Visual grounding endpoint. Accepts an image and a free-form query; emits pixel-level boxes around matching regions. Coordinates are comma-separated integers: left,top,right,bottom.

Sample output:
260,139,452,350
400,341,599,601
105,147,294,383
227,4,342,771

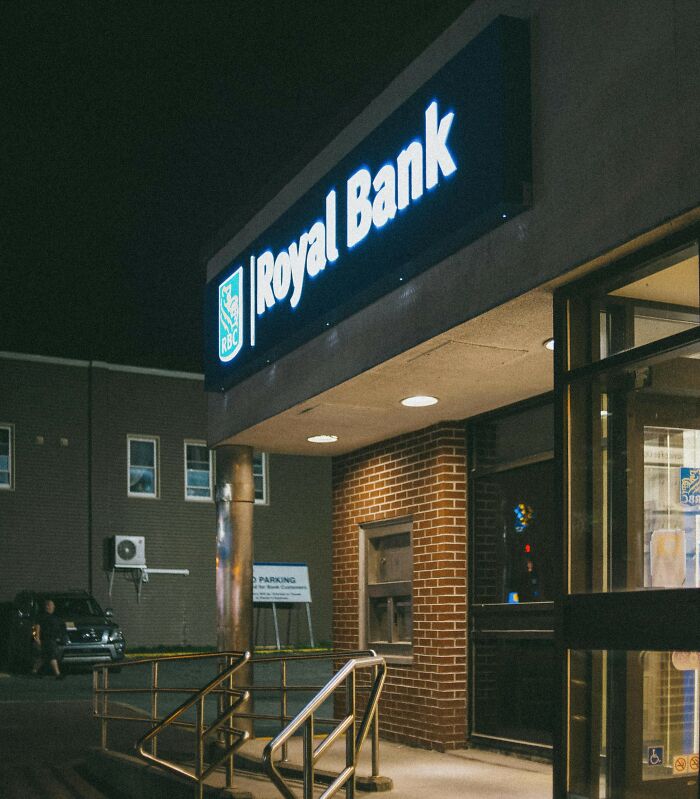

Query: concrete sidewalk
225,736,552,799
0,668,551,798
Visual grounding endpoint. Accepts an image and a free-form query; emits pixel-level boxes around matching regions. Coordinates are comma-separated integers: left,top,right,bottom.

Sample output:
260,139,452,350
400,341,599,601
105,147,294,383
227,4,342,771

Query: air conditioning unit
113,535,146,568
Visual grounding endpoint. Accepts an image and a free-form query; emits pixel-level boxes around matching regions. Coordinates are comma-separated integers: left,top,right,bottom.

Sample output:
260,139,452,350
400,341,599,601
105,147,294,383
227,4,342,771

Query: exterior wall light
543,338,555,351
401,395,439,407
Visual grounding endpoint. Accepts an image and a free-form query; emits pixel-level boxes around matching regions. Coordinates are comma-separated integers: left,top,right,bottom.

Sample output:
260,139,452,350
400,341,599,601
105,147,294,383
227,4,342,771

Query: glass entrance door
557,234,700,798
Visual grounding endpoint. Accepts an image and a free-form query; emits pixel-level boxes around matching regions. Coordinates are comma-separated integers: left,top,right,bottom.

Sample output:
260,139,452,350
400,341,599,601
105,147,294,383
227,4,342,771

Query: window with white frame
0,425,13,490
184,441,213,500
127,436,158,497
253,451,268,505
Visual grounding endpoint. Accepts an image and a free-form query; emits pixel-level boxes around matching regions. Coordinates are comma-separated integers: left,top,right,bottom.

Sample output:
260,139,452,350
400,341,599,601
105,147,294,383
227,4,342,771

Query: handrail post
371,664,380,778
217,656,225,746
92,666,98,718
346,669,356,799
303,714,314,799
226,654,235,788
151,660,159,757
101,666,109,750
196,695,205,799
280,658,288,763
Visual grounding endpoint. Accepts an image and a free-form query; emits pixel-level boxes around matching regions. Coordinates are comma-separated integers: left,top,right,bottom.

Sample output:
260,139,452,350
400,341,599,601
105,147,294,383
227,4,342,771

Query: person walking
31,599,66,679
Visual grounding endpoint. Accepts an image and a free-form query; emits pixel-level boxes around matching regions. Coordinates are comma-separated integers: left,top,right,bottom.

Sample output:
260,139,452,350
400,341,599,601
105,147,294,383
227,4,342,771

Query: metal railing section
94,651,251,799
93,649,386,799
262,654,386,799
136,651,251,792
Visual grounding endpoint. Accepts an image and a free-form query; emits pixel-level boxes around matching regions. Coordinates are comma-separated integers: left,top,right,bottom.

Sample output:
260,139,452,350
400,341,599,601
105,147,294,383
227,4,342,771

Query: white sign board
253,562,311,604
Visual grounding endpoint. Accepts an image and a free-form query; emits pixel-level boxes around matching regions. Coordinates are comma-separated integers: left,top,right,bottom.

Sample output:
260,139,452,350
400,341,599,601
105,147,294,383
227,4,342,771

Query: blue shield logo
680,467,700,506
219,268,244,362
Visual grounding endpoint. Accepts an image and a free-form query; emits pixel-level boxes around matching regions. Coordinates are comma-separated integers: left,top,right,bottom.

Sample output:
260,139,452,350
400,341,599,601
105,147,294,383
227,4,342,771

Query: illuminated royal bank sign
205,16,531,391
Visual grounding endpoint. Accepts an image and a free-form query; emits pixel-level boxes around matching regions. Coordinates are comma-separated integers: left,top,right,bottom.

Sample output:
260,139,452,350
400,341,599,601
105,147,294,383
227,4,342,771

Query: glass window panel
185,443,211,499
569,649,699,798
187,468,210,488
600,244,699,360
129,437,157,496
52,597,103,617
188,445,208,465
473,638,555,746
130,439,155,468
254,475,264,500
644,428,700,589
253,452,267,503
130,466,155,495
0,427,10,486
473,460,554,603
568,343,700,593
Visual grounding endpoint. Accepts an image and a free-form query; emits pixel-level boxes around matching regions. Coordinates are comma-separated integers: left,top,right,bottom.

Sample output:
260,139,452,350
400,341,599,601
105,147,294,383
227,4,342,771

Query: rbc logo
219,268,244,363
680,467,700,506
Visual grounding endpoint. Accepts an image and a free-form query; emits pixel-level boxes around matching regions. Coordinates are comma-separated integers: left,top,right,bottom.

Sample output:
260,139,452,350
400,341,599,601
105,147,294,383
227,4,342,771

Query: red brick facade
332,423,467,750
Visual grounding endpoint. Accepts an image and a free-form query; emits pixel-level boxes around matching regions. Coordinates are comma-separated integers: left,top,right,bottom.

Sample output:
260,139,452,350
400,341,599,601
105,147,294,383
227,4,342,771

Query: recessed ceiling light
307,434,338,444
401,395,439,407
543,338,555,351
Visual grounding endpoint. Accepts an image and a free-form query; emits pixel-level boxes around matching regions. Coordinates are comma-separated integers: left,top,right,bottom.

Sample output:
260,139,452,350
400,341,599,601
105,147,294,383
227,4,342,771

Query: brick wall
332,423,467,750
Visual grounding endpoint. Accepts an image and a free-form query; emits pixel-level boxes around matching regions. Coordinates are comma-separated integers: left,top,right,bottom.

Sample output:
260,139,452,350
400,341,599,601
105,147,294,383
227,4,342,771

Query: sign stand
253,563,314,649
305,603,315,648
254,601,315,649
272,602,281,650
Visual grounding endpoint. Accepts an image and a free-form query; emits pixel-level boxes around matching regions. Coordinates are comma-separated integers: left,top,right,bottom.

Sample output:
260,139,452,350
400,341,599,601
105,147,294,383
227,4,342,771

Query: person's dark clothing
36,612,66,660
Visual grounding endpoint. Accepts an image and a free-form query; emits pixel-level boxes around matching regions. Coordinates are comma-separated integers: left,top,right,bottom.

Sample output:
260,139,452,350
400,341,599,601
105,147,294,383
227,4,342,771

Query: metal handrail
93,649,385,799
135,650,251,794
262,654,386,799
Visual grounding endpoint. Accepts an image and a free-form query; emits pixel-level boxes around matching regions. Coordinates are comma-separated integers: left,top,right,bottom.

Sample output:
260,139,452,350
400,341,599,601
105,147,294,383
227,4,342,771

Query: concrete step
0,766,40,799
57,764,112,799
0,763,110,799
84,748,253,799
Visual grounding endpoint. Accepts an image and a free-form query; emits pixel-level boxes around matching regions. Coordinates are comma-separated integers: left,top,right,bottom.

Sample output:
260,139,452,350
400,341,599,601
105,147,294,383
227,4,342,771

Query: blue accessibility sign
648,746,664,766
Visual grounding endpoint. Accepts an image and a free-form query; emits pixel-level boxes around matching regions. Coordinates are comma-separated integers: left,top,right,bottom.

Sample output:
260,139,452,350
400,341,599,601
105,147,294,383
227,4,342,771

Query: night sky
2,2,468,372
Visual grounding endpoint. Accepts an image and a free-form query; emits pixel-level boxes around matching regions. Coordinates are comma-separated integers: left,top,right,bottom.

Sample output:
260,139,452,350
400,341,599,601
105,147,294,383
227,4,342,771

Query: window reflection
569,347,700,593
642,651,700,782
473,460,554,603
474,638,555,745
644,427,700,589
569,649,700,797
